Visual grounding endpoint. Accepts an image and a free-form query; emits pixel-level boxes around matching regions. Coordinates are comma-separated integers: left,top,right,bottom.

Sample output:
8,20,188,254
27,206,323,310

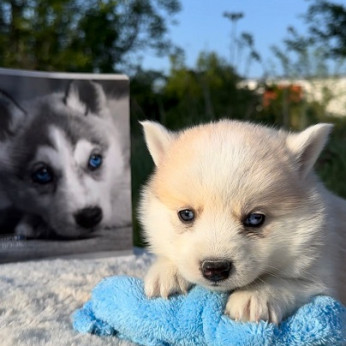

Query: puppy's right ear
63,80,108,118
0,90,26,140
286,123,333,178
140,121,175,166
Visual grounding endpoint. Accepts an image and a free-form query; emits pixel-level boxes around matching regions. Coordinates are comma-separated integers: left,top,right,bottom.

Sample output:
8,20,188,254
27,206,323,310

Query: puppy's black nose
201,259,232,282
74,207,103,229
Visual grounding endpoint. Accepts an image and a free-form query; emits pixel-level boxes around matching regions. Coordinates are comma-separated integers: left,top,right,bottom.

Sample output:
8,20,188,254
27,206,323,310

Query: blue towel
73,276,346,345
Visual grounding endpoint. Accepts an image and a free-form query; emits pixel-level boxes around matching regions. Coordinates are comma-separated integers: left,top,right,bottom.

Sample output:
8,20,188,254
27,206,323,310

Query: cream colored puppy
139,120,346,324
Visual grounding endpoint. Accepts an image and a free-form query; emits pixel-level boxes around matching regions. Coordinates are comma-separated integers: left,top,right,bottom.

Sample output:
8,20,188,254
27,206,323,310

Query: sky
141,0,312,78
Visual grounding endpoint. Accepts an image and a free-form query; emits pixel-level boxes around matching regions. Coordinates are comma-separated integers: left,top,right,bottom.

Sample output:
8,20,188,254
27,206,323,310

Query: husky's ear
286,123,333,178
63,80,108,117
140,121,175,166
0,90,27,140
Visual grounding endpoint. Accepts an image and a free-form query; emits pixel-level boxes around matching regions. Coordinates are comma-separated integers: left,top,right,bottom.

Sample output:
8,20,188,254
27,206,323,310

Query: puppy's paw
225,290,282,324
144,259,191,298
14,215,46,239
15,222,36,239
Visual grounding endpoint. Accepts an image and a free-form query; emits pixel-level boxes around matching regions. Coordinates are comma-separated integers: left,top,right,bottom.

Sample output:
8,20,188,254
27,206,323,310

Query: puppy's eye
243,213,265,228
88,153,103,171
178,209,195,223
31,165,54,184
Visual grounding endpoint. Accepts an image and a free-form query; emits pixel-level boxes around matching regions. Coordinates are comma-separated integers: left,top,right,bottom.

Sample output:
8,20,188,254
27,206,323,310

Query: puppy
0,81,130,238
139,119,346,324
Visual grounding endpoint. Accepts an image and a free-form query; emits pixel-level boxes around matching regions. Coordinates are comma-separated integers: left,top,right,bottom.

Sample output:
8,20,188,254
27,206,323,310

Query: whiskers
256,263,317,287
255,264,282,285
265,264,281,278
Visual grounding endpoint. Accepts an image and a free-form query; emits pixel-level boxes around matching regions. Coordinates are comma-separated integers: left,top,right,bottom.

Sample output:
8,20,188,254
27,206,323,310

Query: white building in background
241,77,346,117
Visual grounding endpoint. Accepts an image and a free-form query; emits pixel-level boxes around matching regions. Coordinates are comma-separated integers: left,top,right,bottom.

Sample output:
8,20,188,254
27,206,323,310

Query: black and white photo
0,68,132,263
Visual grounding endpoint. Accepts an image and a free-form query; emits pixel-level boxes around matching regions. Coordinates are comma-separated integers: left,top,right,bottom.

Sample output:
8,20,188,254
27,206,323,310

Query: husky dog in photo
0,80,130,239
139,120,346,324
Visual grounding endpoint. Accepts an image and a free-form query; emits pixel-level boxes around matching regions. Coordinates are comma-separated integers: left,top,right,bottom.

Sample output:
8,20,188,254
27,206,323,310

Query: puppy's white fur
139,120,346,324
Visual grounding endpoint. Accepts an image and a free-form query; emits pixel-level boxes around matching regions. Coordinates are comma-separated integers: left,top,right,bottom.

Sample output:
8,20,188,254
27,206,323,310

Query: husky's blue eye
243,213,265,228
88,154,103,170
31,165,54,184
178,209,195,223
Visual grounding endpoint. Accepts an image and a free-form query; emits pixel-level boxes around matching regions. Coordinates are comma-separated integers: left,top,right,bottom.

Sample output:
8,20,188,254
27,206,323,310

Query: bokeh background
1,0,345,246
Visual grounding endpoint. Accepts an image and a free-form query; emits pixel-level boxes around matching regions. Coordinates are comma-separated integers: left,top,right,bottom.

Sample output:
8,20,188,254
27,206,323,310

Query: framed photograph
0,68,132,263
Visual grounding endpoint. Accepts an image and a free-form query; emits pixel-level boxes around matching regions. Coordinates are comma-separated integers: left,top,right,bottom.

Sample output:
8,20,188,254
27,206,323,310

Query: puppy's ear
0,90,27,140
286,123,333,178
140,121,175,166
64,80,108,117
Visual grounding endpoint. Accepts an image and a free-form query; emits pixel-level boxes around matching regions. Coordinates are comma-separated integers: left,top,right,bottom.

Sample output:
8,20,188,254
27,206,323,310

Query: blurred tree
272,0,346,79
223,11,244,65
160,51,259,129
0,0,181,72
268,1,346,130
223,12,262,78
304,0,346,59
237,32,262,77
270,30,334,128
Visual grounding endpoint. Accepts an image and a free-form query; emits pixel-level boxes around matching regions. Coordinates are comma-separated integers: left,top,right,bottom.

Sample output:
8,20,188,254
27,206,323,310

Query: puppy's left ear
286,123,333,178
64,80,108,117
0,90,27,140
140,121,176,166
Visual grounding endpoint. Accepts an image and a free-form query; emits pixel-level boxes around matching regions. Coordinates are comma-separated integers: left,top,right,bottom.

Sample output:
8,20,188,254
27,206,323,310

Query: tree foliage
305,0,346,59
0,0,180,72
268,0,346,131
162,52,258,128
131,51,260,131
223,11,262,78
270,1,346,79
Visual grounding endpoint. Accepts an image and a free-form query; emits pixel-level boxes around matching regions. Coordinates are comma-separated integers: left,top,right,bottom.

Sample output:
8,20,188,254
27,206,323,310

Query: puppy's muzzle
74,206,103,229
201,259,232,282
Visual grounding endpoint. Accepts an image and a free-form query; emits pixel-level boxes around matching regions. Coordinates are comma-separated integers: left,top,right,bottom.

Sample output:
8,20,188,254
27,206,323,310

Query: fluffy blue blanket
73,276,346,345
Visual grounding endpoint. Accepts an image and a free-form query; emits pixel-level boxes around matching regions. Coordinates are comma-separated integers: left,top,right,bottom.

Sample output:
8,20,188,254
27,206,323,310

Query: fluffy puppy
139,120,346,324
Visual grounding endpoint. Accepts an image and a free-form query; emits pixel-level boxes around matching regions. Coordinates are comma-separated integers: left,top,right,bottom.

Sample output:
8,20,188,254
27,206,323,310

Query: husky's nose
201,259,232,282
74,207,103,229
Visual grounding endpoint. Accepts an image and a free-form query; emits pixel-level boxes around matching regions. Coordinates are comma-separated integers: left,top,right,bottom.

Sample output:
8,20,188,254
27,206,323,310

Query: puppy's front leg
144,257,191,298
225,276,325,324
